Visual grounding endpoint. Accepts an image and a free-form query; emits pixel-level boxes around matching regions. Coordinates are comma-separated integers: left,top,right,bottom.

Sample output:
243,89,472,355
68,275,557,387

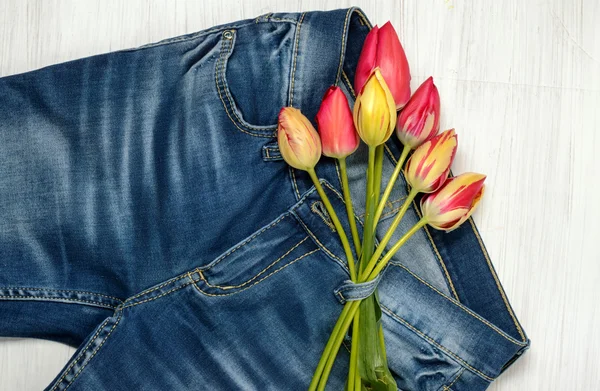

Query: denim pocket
215,21,295,136
193,211,322,296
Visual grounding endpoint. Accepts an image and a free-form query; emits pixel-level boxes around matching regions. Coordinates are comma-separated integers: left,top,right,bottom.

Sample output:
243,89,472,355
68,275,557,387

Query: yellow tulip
352,68,397,147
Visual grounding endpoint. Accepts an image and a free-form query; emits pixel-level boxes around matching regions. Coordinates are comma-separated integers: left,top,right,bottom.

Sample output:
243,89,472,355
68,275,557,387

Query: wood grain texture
0,0,599,390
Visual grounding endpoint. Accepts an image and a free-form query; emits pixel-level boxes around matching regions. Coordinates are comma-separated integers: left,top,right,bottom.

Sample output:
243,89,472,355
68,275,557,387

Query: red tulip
316,86,360,159
354,22,411,110
421,173,486,232
397,77,440,149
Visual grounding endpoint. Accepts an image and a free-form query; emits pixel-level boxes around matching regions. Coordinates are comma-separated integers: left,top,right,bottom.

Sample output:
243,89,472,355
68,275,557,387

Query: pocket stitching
215,29,278,137
193,248,320,297
201,236,310,290
439,367,466,391
201,212,289,272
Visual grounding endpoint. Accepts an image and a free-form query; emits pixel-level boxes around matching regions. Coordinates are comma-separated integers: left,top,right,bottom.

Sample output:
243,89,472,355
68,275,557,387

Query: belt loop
334,273,383,304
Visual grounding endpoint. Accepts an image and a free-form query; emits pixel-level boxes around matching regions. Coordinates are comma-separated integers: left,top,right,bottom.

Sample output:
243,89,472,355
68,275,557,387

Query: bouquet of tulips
277,22,486,391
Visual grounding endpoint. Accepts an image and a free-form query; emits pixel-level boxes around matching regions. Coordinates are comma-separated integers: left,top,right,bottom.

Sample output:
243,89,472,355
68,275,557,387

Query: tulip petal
421,173,486,232
354,25,379,95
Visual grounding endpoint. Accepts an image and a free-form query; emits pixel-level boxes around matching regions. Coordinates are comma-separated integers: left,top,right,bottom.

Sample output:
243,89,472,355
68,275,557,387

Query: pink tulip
277,107,322,171
354,22,411,110
421,173,486,232
404,129,457,193
397,77,440,149
316,86,360,159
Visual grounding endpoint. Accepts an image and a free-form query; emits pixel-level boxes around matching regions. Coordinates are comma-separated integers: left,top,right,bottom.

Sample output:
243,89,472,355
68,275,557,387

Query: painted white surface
0,0,599,390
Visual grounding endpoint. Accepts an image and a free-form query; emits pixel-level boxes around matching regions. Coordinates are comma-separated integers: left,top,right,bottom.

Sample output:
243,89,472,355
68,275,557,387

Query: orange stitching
388,262,527,346
193,249,319,297
62,311,122,390
202,236,310,290
443,367,466,391
468,218,526,342
288,12,305,106
381,305,495,382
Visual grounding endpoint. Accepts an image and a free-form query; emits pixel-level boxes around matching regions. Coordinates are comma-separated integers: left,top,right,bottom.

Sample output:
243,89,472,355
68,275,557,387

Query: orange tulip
277,107,321,171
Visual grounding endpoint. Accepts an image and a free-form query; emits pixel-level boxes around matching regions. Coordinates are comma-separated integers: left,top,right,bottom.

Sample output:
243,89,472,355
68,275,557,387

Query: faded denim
0,7,529,390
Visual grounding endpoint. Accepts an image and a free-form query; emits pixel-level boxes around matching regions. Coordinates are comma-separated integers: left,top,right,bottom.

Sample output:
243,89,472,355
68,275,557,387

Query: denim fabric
0,7,529,390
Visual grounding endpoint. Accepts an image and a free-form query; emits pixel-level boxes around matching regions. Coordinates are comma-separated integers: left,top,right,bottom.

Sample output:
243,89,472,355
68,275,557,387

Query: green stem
338,158,362,256
307,168,357,282
360,146,377,273
372,144,410,232
372,145,384,205
348,308,360,391
359,188,419,281
353,355,361,391
317,301,361,391
308,303,353,391
366,218,428,280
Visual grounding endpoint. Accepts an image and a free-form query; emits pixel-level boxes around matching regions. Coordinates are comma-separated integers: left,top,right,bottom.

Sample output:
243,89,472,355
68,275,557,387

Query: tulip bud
316,86,360,159
404,129,457,193
277,107,322,171
397,77,440,149
355,22,411,109
353,68,397,147
421,173,486,232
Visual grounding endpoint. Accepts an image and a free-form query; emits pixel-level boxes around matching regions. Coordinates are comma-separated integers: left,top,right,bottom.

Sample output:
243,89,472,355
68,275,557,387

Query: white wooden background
1,1,599,390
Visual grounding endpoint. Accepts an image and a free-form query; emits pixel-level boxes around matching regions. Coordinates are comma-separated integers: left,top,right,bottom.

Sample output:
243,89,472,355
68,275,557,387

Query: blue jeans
0,7,529,390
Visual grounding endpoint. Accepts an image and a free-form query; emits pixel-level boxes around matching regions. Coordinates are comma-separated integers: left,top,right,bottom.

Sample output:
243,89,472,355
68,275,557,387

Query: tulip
397,77,440,149
353,68,397,147
421,173,486,232
404,129,457,193
277,107,322,171
316,86,360,159
354,22,411,110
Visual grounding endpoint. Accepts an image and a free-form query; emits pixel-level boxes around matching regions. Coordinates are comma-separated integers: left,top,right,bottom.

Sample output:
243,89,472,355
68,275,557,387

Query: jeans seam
0,287,122,302
191,248,319,297
200,213,290,272
49,317,112,391
380,304,495,382
294,215,347,273
290,167,302,200
288,12,306,107
200,236,310,290
341,70,356,97
125,274,189,303
440,367,466,391
388,262,527,346
0,295,116,309
468,218,527,342
120,281,195,310
62,311,122,391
